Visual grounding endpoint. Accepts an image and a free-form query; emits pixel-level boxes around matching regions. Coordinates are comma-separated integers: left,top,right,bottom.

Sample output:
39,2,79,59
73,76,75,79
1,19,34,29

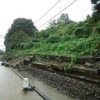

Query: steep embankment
3,54,100,100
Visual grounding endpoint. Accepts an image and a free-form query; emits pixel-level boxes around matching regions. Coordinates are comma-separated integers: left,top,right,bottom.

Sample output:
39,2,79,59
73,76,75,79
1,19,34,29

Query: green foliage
92,10,100,22
57,13,71,24
9,18,37,36
4,13,100,71
64,22,77,35
95,21,100,33
91,0,98,4
63,62,75,73
73,26,90,38
93,0,100,11
95,2,100,11
49,20,57,27
48,35,60,43
0,50,4,55
5,30,31,51
38,30,50,39
4,18,37,51
54,22,77,36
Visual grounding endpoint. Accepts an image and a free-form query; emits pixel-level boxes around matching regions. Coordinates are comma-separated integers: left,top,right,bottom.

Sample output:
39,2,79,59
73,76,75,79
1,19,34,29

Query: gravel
16,66,100,100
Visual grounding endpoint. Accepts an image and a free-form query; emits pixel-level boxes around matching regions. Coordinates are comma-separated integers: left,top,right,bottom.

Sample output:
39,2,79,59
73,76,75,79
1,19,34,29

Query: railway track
28,63,100,85
51,70,100,85
27,61,100,85
10,67,51,100
43,69,100,85
2,61,100,85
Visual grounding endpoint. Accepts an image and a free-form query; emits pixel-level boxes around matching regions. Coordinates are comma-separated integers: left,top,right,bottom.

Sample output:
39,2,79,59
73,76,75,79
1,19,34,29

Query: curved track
45,69,100,85
10,67,50,100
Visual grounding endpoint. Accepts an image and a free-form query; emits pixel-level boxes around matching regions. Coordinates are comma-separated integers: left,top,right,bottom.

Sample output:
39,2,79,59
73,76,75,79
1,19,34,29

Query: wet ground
0,63,43,100
0,62,73,100
18,66,100,100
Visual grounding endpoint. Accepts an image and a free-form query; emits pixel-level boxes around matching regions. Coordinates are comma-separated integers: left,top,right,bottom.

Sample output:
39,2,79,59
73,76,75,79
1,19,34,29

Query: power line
34,0,61,24
58,0,71,9
38,0,77,28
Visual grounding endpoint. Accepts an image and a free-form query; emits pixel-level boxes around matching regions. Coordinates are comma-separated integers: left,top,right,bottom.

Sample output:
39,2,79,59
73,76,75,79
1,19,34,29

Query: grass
10,35,99,59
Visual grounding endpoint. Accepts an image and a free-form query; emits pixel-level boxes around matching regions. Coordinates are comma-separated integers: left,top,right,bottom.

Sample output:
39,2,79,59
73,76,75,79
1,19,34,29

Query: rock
23,58,30,65
76,56,94,64
1,62,10,67
97,68,100,74
13,65,16,69
84,62,94,67
95,61,100,68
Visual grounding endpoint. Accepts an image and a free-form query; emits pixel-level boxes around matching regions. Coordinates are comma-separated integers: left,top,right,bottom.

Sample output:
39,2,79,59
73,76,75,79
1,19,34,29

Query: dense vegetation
4,18,37,51
4,1,100,62
0,50,4,55
91,0,100,11
5,15,100,58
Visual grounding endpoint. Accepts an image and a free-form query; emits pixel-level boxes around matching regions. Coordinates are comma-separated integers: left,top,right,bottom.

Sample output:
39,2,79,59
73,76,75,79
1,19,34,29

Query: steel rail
10,67,50,100
45,69,100,85
29,63,100,85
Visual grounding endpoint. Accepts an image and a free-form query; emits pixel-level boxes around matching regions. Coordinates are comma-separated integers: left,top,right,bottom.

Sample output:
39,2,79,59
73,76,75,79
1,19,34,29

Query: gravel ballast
16,66,100,100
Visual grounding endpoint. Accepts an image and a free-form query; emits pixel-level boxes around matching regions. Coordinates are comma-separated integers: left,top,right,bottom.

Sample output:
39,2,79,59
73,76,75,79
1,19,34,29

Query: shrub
48,35,60,43
39,30,50,38
95,21,100,33
73,26,90,38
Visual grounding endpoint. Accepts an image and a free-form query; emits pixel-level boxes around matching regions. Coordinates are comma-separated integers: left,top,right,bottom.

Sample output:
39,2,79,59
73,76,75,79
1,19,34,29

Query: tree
95,1,100,11
0,50,4,55
4,18,38,51
91,0,100,11
57,13,71,24
9,18,37,36
91,0,98,4
49,20,57,27
5,30,32,51
91,0,100,22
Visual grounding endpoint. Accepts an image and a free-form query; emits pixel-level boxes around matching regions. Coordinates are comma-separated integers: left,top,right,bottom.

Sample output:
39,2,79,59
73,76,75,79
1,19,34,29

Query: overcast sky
0,0,93,50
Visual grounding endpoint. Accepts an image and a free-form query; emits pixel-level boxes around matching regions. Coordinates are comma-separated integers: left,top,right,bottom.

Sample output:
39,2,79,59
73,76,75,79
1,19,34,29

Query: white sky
0,0,93,50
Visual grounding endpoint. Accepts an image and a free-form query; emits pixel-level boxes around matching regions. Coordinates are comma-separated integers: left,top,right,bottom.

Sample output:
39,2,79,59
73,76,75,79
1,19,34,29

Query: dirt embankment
3,54,100,100
7,54,100,76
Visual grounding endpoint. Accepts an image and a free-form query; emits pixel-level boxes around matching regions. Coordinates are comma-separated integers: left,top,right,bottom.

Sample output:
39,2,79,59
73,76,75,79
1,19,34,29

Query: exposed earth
3,54,100,100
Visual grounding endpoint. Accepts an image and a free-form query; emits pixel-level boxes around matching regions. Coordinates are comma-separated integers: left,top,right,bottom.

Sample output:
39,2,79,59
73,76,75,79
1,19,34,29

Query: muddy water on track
17,69,76,100
0,62,75,100
0,62,43,100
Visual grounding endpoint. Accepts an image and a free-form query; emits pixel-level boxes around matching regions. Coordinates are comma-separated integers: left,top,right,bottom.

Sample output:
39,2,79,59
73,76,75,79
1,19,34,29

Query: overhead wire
58,0,71,10
34,0,61,24
38,0,77,28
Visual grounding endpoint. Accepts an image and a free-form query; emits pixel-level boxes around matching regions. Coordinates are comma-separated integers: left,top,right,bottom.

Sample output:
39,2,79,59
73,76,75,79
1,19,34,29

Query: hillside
6,15,100,59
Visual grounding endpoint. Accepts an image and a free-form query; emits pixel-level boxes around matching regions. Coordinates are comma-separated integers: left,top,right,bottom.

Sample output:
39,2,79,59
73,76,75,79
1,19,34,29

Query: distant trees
4,18,38,51
91,0,98,4
95,1,100,11
0,50,4,55
49,13,71,28
58,13,71,24
8,18,37,36
91,0,100,11
91,0,100,22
